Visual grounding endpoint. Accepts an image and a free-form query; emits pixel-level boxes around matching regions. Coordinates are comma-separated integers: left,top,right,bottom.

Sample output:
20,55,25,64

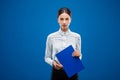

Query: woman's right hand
52,60,63,70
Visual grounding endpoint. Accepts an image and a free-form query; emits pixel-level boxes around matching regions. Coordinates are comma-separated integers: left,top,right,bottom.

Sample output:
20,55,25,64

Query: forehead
58,13,70,18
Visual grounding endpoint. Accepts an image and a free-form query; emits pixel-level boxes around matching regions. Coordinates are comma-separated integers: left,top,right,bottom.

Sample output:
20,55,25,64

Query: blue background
0,0,120,80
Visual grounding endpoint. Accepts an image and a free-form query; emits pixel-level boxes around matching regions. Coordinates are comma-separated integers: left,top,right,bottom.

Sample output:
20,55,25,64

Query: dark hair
57,7,71,18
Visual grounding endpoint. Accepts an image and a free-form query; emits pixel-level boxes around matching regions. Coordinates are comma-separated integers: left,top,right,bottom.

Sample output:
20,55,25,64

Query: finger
56,64,61,67
55,66,62,70
73,51,80,57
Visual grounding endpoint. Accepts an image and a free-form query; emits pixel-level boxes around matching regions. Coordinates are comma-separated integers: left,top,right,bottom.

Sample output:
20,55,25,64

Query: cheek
58,20,62,23
67,21,70,23
59,22,62,25
58,22,63,27
58,21,63,25
67,21,70,24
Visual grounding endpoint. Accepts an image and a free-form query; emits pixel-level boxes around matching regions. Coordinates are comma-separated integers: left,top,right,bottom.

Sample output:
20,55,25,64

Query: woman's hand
72,50,81,57
52,60,63,70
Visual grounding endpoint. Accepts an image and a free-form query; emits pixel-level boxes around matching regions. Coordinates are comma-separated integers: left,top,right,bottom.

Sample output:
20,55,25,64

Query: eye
66,18,69,20
60,18,64,20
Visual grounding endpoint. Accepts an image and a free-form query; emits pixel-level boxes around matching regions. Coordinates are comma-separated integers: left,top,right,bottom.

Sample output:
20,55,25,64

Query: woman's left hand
72,50,81,57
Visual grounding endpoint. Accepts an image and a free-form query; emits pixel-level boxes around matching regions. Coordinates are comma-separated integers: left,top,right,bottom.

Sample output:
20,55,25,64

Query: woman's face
58,13,71,32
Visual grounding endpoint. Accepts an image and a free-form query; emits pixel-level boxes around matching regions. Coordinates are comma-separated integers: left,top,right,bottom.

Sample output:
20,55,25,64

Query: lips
62,24,67,27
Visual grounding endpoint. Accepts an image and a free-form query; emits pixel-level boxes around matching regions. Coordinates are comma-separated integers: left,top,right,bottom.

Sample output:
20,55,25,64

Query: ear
58,18,60,23
69,18,72,23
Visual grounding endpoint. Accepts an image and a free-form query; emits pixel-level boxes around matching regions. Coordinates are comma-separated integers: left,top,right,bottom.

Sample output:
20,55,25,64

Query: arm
72,34,82,59
44,35,63,70
44,36,53,66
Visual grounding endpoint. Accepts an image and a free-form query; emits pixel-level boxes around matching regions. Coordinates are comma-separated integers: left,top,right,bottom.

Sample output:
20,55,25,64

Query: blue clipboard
56,45,85,78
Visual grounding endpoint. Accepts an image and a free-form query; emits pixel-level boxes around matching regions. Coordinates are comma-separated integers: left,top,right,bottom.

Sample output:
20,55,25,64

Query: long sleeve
44,36,53,66
44,30,82,66
76,34,82,60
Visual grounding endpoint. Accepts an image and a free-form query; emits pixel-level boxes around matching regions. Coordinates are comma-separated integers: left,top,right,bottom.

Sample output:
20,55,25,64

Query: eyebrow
66,18,69,20
60,17,69,19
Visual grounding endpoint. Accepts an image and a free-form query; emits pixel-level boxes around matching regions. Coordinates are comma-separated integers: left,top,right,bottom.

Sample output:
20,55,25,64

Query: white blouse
45,29,82,66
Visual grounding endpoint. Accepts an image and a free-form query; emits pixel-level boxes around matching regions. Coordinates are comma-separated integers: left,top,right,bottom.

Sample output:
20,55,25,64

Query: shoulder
70,31,81,38
47,31,59,39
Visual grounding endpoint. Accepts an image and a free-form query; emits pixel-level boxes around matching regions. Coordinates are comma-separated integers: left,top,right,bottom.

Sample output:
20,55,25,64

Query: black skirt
51,67,79,80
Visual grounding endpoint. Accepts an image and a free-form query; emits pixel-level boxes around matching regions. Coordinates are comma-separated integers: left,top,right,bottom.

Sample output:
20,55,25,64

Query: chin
62,27,66,29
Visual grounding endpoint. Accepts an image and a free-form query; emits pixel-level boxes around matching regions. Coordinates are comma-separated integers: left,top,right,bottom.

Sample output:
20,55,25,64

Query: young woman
45,7,82,80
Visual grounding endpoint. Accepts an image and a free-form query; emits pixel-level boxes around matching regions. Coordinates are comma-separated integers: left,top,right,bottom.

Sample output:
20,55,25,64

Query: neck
61,28,68,32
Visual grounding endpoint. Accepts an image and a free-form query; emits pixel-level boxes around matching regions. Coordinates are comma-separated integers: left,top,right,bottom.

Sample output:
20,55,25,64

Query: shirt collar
58,29,71,36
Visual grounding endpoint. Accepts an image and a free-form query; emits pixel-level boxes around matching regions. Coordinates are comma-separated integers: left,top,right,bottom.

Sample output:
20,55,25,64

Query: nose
63,20,66,24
